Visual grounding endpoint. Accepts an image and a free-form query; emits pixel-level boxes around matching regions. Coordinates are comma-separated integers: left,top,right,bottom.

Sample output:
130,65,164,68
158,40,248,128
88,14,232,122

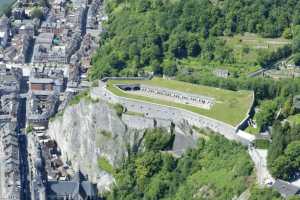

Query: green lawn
107,78,254,126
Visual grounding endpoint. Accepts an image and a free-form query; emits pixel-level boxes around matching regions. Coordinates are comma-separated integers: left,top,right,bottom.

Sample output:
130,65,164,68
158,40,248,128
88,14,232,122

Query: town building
273,180,300,198
27,67,64,128
0,122,21,200
0,64,22,199
0,16,10,48
33,33,68,64
47,171,98,200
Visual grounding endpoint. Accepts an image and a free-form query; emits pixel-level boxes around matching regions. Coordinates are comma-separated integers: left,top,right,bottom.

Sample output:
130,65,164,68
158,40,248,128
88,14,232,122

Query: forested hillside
90,0,299,79
106,129,254,200
91,0,300,193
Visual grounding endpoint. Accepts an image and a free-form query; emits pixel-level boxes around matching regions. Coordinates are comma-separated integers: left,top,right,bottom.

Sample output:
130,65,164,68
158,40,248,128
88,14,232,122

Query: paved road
248,147,274,186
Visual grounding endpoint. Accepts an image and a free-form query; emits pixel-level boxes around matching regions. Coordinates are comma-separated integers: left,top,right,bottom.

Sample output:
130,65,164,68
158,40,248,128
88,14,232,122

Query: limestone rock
47,99,198,192
47,100,138,192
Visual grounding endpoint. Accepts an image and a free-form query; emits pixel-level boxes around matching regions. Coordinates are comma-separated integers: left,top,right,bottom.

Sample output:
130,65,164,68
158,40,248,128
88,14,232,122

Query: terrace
107,78,254,126
116,84,215,110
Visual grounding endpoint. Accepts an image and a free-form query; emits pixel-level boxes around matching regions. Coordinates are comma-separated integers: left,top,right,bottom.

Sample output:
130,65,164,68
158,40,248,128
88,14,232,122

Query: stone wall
122,114,172,131
236,91,255,131
101,76,152,82
92,81,252,145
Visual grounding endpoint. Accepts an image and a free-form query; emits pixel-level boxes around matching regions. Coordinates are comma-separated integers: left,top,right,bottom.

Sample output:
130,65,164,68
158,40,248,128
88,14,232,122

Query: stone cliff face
47,99,198,192
47,100,133,191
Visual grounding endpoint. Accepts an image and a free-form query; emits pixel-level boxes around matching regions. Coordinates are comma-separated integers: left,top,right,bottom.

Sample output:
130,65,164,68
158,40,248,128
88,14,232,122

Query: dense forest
268,123,300,181
104,128,300,200
176,71,300,181
90,0,300,79
106,128,254,200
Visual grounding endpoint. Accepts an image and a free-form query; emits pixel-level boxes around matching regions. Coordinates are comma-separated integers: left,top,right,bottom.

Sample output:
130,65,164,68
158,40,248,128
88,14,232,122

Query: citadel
0,0,299,199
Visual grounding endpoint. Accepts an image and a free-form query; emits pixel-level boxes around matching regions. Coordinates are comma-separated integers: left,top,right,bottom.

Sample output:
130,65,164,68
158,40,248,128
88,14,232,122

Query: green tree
144,128,174,151
135,151,163,190
256,100,278,131
249,186,282,200
268,122,287,165
270,141,300,180
31,7,43,19
281,97,295,118
163,60,178,77
292,26,300,53
113,104,124,117
283,28,293,39
294,53,300,66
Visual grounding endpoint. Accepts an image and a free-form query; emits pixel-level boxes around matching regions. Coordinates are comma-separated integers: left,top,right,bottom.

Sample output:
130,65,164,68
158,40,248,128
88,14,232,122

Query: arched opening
133,86,140,91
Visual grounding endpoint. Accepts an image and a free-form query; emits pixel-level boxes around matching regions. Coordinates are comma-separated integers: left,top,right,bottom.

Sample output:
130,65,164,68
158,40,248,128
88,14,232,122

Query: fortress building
116,83,215,110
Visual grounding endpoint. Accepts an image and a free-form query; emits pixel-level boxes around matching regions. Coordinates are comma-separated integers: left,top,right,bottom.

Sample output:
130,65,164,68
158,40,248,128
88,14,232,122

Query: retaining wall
236,91,256,130
101,76,152,82
92,82,252,145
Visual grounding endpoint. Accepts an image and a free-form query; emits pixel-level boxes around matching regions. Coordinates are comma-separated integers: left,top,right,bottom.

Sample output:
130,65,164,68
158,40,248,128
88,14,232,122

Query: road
248,147,274,186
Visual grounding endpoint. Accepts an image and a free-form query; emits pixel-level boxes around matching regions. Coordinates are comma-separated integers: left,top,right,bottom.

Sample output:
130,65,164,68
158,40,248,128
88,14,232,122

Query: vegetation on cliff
106,129,254,200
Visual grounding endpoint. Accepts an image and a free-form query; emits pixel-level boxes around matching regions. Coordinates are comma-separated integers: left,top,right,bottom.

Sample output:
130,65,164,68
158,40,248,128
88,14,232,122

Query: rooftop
273,180,300,198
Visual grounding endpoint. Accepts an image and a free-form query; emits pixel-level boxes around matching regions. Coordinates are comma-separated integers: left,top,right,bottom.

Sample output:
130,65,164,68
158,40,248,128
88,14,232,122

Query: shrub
26,124,33,133
97,157,115,175
113,103,124,117
144,128,174,151
294,53,300,66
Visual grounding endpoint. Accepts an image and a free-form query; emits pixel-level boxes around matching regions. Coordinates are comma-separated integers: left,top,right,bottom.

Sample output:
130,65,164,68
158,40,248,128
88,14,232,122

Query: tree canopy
90,0,298,79
107,129,253,200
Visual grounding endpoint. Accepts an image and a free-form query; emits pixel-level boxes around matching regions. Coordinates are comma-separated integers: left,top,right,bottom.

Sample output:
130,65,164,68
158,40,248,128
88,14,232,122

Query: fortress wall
236,91,255,131
122,114,155,130
92,83,251,145
122,114,173,131
101,76,152,82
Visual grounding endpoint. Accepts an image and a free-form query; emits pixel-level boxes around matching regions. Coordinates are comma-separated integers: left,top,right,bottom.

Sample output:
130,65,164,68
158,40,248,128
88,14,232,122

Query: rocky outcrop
48,100,128,191
47,99,198,192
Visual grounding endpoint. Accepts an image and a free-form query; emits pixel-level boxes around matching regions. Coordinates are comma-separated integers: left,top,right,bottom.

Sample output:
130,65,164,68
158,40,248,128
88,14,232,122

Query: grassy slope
178,33,291,78
107,78,253,126
179,58,260,77
223,33,291,64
